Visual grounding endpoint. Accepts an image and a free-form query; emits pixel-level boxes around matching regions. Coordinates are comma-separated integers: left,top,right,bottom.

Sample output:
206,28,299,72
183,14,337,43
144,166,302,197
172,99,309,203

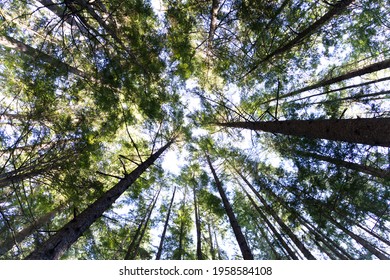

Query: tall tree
260,58,390,105
155,186,176,260
295,150,390,180
24,139,174,259
0,35,87,78
206,154,254,260
0,204,64,256
124,188,161,260
243,0,355,77
234,169,316,260
192,183,203,260
217,118,390,147
240,186,299,260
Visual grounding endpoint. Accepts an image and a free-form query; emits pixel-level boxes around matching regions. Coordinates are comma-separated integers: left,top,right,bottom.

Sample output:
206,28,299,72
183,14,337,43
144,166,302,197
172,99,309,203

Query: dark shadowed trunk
125,188,161,260
327,215,390,260
193,184,203,260
295,150,390,180
0,205,64,256
206,154,254,260
236,170,316,259
244,0,354,77
217,118,390,147
241,185,299,260
262,58,390,105
155,187,176,260
25,139,174,259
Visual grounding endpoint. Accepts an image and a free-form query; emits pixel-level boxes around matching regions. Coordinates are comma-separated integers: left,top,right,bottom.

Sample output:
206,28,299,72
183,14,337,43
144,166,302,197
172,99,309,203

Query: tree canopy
0,0,389,260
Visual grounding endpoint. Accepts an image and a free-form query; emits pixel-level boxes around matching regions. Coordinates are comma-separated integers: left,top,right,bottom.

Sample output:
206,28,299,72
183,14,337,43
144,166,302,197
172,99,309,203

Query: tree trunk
260,182,353,259
177,209,184,260
125,188,161,260
299,216,352,260
37,0,90,35
262,58,390,105
244,0,354,77
274,180,389,259
0,205,64,256
75,0,117,36
327,215,390,260
0,137,79,154
0,163,60,188
254,223,283,259
208,0,220,47
73,0,139,65
302,226,336,259
206,154,254,260
207,222,216,260
193,184,203,260
298,149,390,180
241,185,299,259
0,35,86,78
123,214,145,260
155,187,176,260
354,223,390,247
213,228,222,260
24,139,174,259
236,170,316,259
217,118,390,147
308,89,390,106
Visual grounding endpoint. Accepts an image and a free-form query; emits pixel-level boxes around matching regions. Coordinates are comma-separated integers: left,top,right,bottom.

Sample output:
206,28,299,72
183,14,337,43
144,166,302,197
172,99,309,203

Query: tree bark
0,35,86,78
0,205,64,256
254,223,283,259
259,181,353,259
208,0,220,47
296,150,390,180
242,186,299,259
244,0,354,77
125,188,161,260
193,184,203,260
206,154,254,260
327,215,390,260
207,222,216,260
24,139,174,259
155,187,176,260
236,170,316,259
37,0,89,34
217,118,390,147
262,58,390,105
